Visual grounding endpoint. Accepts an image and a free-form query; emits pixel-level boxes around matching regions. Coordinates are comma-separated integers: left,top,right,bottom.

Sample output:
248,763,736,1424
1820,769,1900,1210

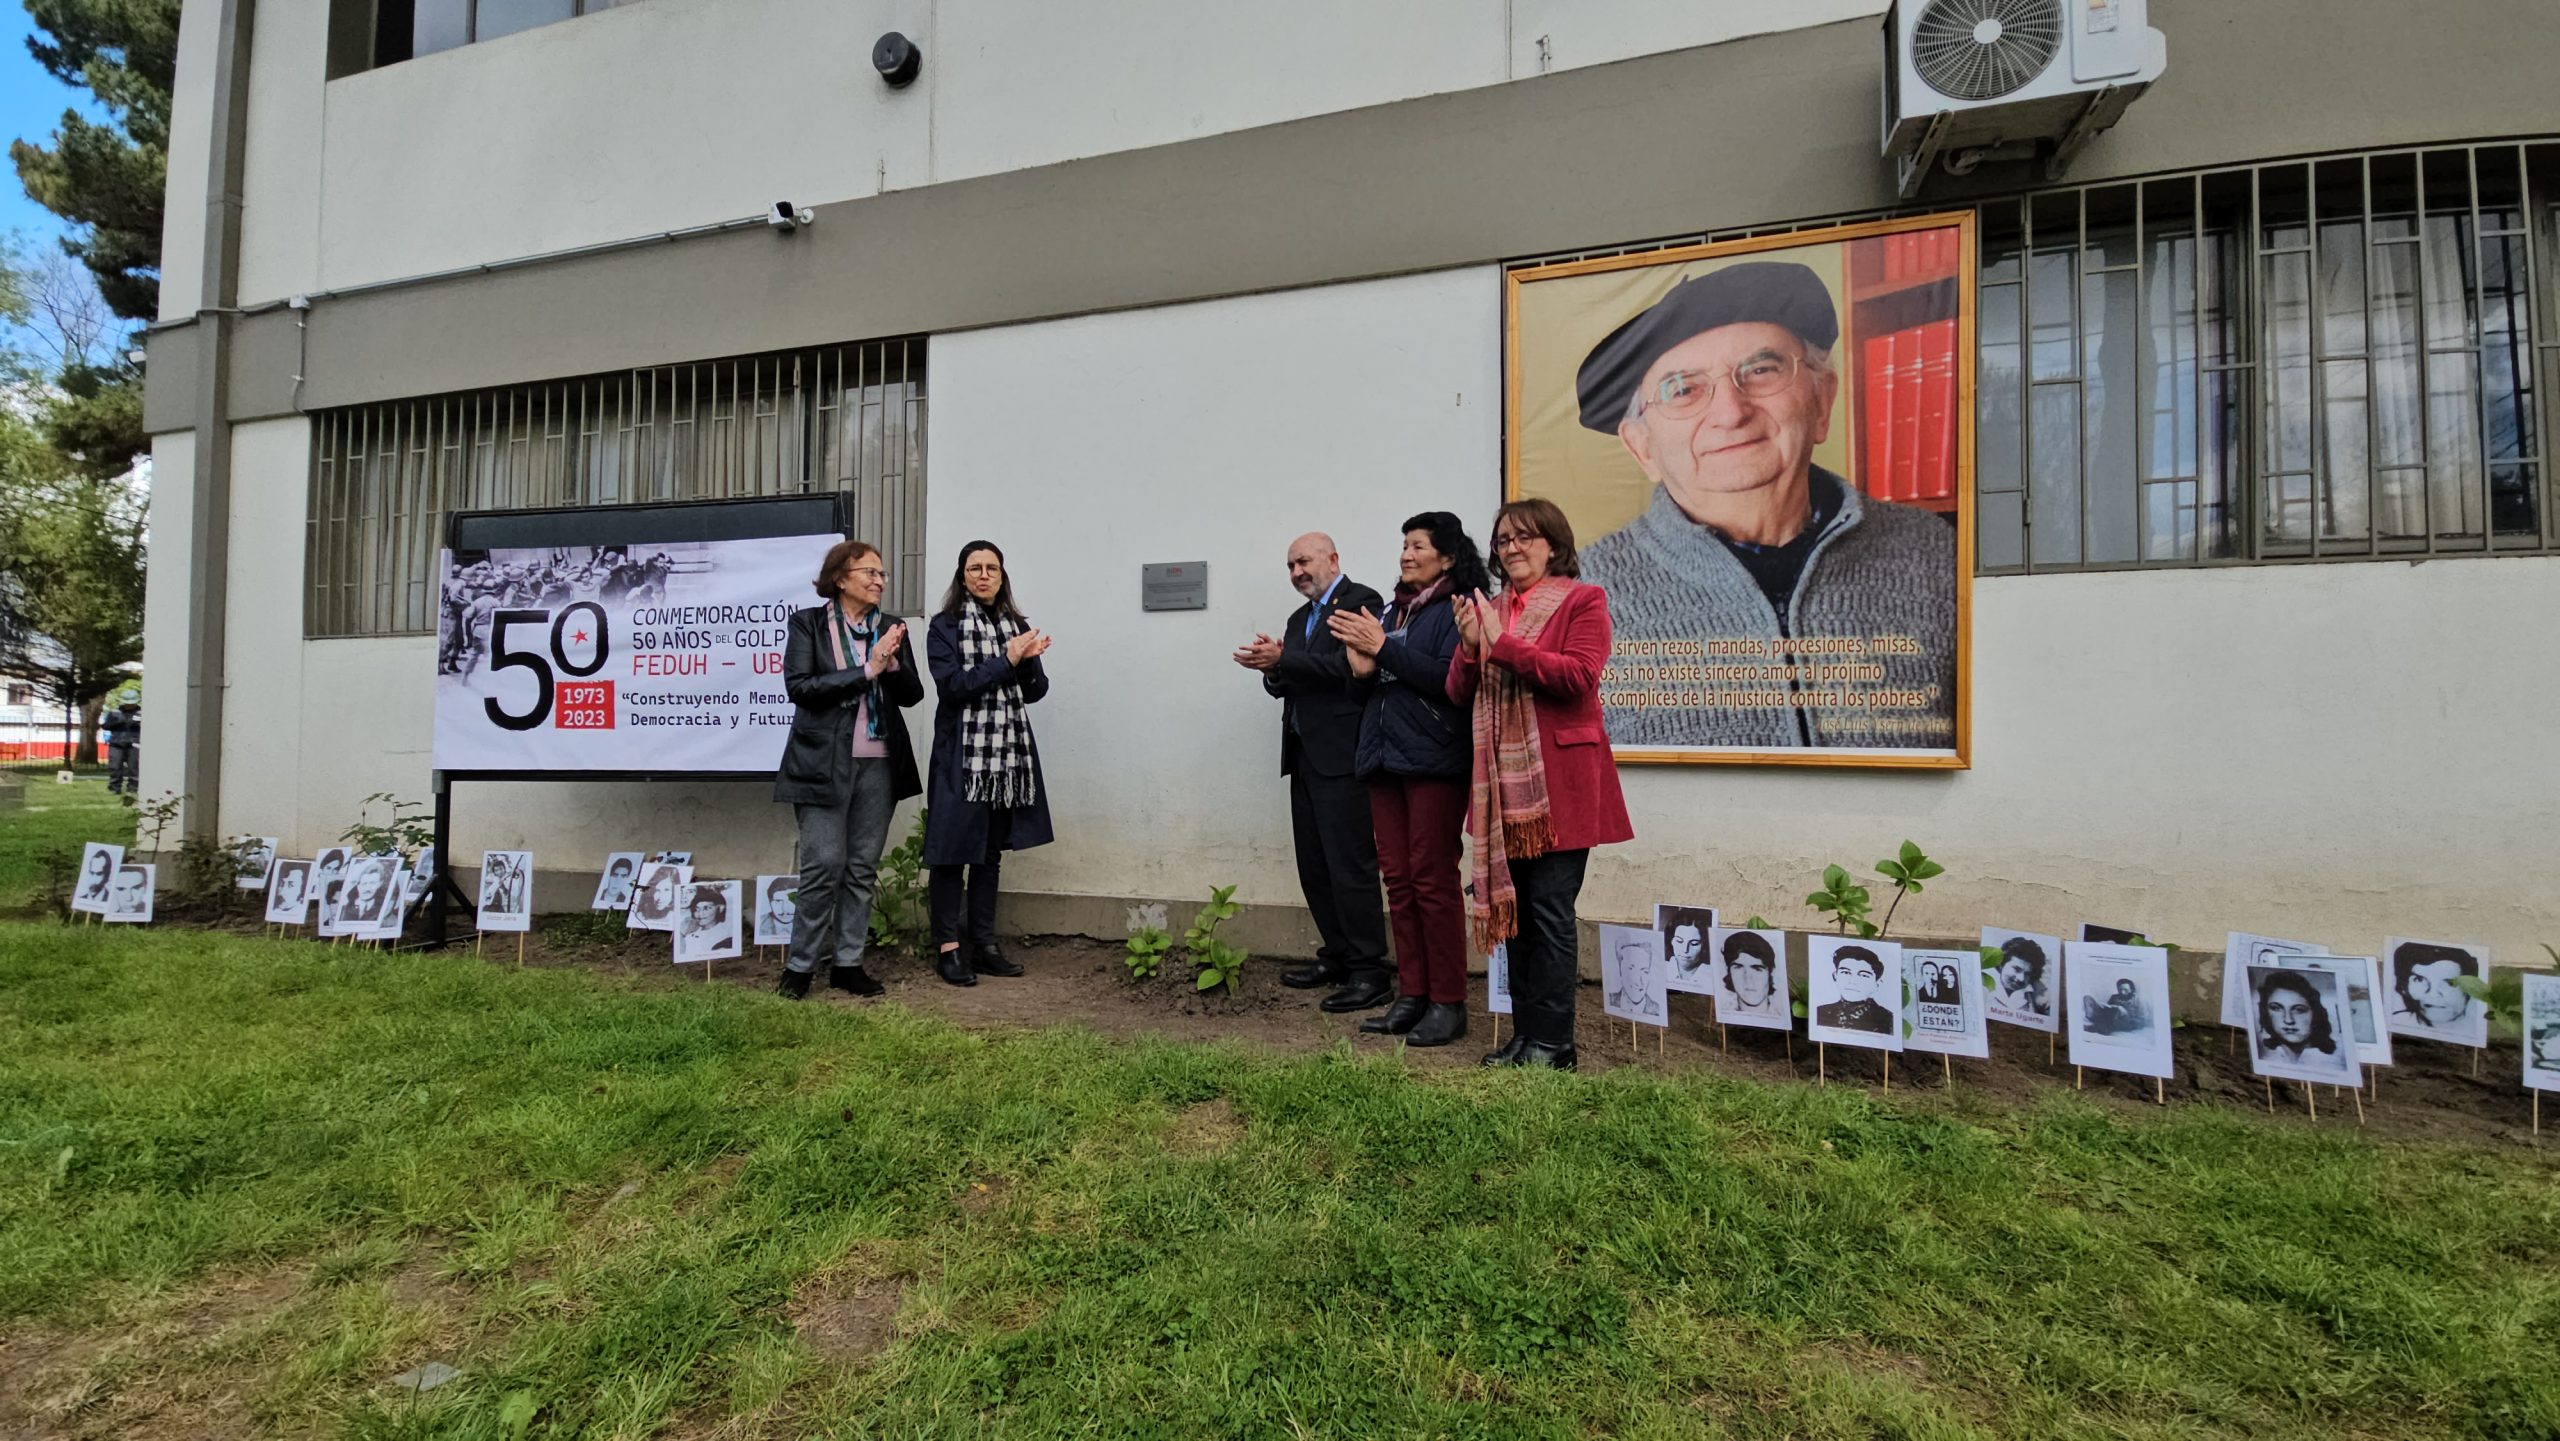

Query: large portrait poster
1507,215,1973,767
433,533,836,772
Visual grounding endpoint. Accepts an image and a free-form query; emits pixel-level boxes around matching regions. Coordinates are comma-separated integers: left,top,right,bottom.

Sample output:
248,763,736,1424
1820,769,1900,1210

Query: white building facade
145,0,2560,954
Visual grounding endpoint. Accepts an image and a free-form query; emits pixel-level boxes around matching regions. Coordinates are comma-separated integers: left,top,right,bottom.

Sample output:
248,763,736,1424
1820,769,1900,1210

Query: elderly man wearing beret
1576,260,1956,749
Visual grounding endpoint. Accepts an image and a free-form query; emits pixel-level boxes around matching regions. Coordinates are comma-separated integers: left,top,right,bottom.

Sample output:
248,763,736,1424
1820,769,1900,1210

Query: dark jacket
922,608,1055,866
102,710,139,749
1262,576,1384,779
771,604,925,808
1352,590,1467,781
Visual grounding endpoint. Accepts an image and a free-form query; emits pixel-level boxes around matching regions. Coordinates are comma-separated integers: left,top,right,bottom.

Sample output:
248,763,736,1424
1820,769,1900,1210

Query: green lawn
4,923,2558,1439
0,772,131,912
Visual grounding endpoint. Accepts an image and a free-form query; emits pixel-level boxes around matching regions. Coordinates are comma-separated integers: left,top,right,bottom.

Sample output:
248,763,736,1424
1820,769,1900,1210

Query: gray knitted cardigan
1580,467,1957,749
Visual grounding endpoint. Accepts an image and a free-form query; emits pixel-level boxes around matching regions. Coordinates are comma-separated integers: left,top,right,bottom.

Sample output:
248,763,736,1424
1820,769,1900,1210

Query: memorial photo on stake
2523,974,2560,1094
753,875,797,948
1656,903,1719,994
1981,927,2059,1032
71,841,122,915
405,846,437,906
1902,946,1989,1059
105,864,154,923
1600,922,1667,1027
2220,931,2327,1029
2064,942,2174,1080
627,862,692,932
334,856,400,933
234,837,278,890
477,851,533,933
592,853,644,911
311,846,352,931
1487,943,1513,1017
2245,963,2362,1088
1708,927,1790,1030
1807,936,1904,1051
2291,953,2391,1068
361,864,412,943
674,880,742,965
2383,938,2491,1049
1507,215,1971,766
264,859,314,925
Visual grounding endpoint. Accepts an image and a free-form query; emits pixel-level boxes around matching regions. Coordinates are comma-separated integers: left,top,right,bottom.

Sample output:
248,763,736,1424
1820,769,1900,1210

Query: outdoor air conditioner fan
1882,0,2166,199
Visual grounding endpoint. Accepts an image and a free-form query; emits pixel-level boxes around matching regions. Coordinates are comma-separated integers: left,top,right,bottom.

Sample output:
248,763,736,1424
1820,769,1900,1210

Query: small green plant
1804,841,1945,939
2452,965,2531,1041
1124,924,1172,981
867,808,929,954
1872,840,1944,934
134,790,182,856
171,834,244,913
1184,884,1245,994
339,792,432,860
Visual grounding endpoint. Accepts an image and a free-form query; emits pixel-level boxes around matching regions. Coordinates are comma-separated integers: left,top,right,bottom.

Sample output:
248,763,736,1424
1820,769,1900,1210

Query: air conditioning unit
1882,0,2167,198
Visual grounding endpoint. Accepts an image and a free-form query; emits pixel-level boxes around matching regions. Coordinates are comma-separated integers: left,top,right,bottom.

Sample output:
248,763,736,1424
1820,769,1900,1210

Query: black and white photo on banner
1654,903,1718,995
627,861,693,932
2383,937,2492,1049
752,876,797,948
478,851,534,933
1706,927,1790,1031
1980,927,2059,1033
2244,962,2363,1089
71,841,122,915
1901,946,1989,1059
2065,942,2175,1081
592,853,644,911
2279,953,2392,1069
674,880,743,965
1600,922,1666,1027
1806,936,1902,1052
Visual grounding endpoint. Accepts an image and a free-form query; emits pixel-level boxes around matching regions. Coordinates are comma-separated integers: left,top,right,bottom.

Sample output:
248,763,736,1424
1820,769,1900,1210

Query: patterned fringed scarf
1467,578,1571,950
956,601,1040,809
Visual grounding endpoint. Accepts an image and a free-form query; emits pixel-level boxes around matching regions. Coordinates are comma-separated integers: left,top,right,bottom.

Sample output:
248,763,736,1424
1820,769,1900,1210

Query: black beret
1574,260,1840,431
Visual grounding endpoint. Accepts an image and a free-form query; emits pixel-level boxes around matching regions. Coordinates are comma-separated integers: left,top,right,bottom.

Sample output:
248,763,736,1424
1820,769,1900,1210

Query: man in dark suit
1232,532,1390,1013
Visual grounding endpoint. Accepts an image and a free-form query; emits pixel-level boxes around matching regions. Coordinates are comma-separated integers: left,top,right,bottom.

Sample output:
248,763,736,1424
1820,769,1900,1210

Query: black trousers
1290,767,1388,978
929,808,1012,950
1504,848,1590,1047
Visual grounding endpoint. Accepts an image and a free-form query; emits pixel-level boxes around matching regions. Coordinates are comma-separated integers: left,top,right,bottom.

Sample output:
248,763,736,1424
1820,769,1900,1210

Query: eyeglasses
1637,353,1807,421
963,564,1004,577
847,566,888,581
1490,532,1546,552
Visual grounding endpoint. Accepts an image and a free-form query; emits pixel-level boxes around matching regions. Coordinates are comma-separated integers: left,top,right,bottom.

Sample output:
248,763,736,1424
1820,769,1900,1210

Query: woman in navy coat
922,540,1054,986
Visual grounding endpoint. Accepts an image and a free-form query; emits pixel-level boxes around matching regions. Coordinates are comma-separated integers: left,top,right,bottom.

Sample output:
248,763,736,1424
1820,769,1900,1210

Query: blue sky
2,5,110,255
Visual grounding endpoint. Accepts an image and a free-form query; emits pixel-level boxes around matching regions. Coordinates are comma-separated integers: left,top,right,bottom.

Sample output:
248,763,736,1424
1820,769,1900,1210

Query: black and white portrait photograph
478,850,533,933
2382,938,2491,1049
1655,903,1719,995
1706,927,1790,1031
674,880,743,965
2289,954,2391,1069
2064,942,2174,1080
362,864,413,942
1980,928,2060,1033
1901,947,1988,1059
1807,936,1902,1051
627,861,693,932
1600,922,1666,1027
592,852,644,911
333,856,400,933
1487,942,1512,1018
104,863,154,924
72,841,122,915
311,846,352,931
2245,963,2362,1088
2523,974,2560,1095
752,875,797,948
234,836,278,890
264,859,314,925
2219,931,2326,1029
405,846,437,906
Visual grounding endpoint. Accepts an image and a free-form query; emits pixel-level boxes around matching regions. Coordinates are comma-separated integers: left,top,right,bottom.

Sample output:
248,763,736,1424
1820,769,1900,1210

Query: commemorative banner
1507,214,1974,767
432,533,837,772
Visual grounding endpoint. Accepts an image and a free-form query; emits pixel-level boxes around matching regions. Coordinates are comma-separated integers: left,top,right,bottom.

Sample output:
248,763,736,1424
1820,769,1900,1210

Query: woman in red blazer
1448,497,1633,1070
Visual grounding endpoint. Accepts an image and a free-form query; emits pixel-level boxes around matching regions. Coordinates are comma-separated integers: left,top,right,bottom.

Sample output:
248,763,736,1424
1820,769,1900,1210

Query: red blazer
1447,579,1633,853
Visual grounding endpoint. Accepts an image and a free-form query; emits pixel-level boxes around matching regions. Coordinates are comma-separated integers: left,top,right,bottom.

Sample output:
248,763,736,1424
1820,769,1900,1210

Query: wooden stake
1718,1023,1727,1055
1882,1051,1891,1093
2350,1082,2365,1126
2307,1086,2317,1121
2155,1076,2166,1107
516,932,526,968
2535,1092,2541,1137
2075,1065,2084,1090
2472,1049,2482,1079
1818,1042,1827,1087
1943,1053,1953,1091
2048,1032,2057,1066
2264,1077,2276,1114
1657,1026,1664,1058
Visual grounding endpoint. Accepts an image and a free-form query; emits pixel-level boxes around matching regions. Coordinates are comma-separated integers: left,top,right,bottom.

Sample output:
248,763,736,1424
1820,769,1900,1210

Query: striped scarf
956,602,1039,809
1467,578,1571,950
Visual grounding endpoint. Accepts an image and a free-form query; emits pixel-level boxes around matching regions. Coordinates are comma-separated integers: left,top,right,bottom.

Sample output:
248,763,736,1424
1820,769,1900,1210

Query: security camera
872,31,922,88
767,201,817,231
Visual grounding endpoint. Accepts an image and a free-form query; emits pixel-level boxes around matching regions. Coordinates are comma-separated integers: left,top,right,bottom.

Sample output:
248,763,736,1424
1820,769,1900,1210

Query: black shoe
1319,976,1395,1014
775,969,813,1000
935,949,976,987
970,944,1023,978
1359,996,1429,1035
1515,1040,1578,1071
1280,962,1347,990
828,964,883,997
1480,1033,1529,1068
1406,1002,1468,1048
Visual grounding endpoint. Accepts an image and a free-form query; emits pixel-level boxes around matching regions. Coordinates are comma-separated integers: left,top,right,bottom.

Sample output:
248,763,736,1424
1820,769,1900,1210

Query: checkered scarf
956,601,1039,809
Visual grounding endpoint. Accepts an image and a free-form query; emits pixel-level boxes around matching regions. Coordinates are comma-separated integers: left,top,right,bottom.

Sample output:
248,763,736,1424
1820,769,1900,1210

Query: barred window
307,339,925,637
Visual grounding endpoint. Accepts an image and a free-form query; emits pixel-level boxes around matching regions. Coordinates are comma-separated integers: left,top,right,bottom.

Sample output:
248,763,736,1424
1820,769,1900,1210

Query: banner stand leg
428,771,452,950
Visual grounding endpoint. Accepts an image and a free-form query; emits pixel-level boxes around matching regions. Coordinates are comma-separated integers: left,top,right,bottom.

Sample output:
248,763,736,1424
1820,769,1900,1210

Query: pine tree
10,0,181,323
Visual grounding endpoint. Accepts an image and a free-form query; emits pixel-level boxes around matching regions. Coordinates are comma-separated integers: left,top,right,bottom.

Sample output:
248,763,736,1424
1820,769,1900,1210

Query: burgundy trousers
1368,773,1469,1004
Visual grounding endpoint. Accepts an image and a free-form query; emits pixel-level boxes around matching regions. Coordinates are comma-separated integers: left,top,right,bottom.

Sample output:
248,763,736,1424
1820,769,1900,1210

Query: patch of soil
955,1174,1011,1215
786,1270,907,1367
0,1265,306,1441
1164,1096,1246,1155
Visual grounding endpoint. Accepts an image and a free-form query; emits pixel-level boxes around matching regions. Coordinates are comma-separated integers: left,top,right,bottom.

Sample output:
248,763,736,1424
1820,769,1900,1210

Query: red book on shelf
1862,332,1898,500
1915,318,1958,501
1892,325,1926,501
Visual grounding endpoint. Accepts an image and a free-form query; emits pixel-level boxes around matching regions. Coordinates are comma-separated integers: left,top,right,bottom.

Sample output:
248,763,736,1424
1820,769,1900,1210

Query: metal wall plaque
1141,562,1208,612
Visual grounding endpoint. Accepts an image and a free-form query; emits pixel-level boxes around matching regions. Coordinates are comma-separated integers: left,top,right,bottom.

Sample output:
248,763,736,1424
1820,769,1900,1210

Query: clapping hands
1005,628,1053,665
863,622,908,677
